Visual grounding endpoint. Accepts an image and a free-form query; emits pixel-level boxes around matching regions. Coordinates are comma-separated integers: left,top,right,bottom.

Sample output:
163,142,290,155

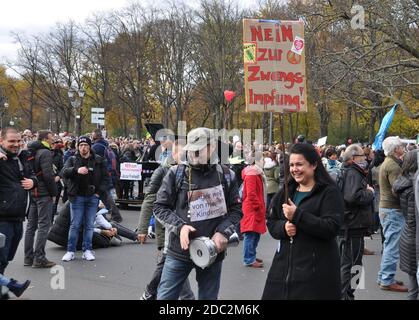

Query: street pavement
3,206,410,300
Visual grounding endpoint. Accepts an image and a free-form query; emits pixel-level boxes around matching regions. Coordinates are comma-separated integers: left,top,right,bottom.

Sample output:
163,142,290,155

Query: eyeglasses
353,154,366,157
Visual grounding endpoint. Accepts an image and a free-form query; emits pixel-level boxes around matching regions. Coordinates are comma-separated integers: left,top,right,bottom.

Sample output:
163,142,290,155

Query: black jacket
153,164,242,263
61,152,108,200
52,148,64,175
27,141,58,198
393,174,417,275
0,147,38,222
341,163,374,235
262,180,344,300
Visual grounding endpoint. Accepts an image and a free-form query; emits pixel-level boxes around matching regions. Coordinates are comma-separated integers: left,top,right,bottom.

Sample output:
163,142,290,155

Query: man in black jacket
154,128,242,300
60,136,108,262
24,130,58,268
0,127,37,296
338,144,374,300
139,139,194,300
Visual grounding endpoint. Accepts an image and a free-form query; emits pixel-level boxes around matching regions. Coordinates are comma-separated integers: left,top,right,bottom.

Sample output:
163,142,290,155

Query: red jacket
240,166,267,234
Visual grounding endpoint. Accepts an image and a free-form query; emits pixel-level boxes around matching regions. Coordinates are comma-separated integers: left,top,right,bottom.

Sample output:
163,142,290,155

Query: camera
0,233,5,249
87,185,96,195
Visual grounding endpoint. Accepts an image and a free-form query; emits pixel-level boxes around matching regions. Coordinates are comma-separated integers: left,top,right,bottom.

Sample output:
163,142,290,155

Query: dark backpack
26,147,42,177
105,147,118,176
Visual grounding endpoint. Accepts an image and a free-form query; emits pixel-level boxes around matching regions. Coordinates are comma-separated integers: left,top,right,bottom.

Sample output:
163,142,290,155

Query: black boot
7,279,31,297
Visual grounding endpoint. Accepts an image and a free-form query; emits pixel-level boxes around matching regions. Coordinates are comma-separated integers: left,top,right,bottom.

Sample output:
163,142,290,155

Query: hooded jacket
393,174,417,275
27,140,58,198
241,165,267,234
0,147,37,222
153,164,242,263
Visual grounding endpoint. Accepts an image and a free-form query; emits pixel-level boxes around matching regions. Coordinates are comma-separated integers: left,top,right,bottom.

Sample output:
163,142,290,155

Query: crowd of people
0,125,418,300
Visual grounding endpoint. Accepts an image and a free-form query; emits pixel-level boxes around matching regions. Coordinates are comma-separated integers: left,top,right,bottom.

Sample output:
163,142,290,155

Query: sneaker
62,252,75,262
140,290,156,300
32,259,56,268
82,250,95,261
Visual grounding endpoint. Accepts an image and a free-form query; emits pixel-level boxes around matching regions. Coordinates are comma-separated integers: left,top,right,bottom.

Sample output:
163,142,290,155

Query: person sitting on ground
48,201,142,250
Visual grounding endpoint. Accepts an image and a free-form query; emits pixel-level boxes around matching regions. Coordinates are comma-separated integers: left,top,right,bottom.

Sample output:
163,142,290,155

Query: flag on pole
372,104,398,151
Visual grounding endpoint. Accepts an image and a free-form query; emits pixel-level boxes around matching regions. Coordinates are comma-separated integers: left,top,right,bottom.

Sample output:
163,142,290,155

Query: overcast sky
0,0,257,71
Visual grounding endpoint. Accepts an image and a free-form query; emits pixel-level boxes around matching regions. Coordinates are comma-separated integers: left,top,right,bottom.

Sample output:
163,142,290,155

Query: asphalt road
2,206,410,300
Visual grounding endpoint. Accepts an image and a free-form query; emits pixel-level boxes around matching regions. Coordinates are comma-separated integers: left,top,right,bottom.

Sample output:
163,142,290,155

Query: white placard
187,185,227,222
91,113,105,125
317,136,327,147
120,163,142,181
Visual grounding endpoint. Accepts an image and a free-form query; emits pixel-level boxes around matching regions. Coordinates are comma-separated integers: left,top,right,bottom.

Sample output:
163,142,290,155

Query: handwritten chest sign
243,19,307,113
120,163,142,181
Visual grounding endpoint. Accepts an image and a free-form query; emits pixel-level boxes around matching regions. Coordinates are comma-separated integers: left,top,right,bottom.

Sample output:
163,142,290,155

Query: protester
24,130,58,268
264,151,280,210
60,136,108,262
139,140,195,300
377,136,408,292
154,128,242,300
338,144,374,300
393,149,419,299
241,151,267,268
262,143,344,300
0,127,37,298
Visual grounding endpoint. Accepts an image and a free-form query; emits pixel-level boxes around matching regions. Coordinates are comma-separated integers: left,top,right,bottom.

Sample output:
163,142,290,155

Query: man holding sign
154,128,242,300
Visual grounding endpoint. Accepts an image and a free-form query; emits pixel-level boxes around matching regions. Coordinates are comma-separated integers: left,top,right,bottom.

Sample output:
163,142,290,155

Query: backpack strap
218,164,231,189
174,164,186,193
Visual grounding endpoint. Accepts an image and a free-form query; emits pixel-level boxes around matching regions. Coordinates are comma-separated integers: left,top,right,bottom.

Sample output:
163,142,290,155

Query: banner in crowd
243,19,307,113
317,136,327,147
120,163,142,181
372,104,398,151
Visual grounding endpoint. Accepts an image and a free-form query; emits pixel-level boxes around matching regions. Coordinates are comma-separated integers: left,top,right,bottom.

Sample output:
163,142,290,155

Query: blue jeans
67,195,99,252
157,254,222,300
0,222,23,275
243,232,261,265
377,208,405,286
0,274,11,287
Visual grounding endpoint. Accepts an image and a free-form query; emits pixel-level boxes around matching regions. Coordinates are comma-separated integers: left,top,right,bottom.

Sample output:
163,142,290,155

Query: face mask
328,159,336,167
355,160,368,170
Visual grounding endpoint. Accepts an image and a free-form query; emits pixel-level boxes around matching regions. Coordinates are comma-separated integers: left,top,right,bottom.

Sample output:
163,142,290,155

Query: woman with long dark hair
262,143,344,299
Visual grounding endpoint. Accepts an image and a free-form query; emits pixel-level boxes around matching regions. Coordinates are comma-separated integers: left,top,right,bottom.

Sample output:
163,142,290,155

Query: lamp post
0,94,8,129
68,87,85,137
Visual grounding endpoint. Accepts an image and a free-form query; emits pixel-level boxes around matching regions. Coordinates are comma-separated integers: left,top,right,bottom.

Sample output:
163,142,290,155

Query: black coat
61,152,108,200
27,141,58,198
393,174,417,275
341,163,374,235
262,180,344,300
0,148,37,222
